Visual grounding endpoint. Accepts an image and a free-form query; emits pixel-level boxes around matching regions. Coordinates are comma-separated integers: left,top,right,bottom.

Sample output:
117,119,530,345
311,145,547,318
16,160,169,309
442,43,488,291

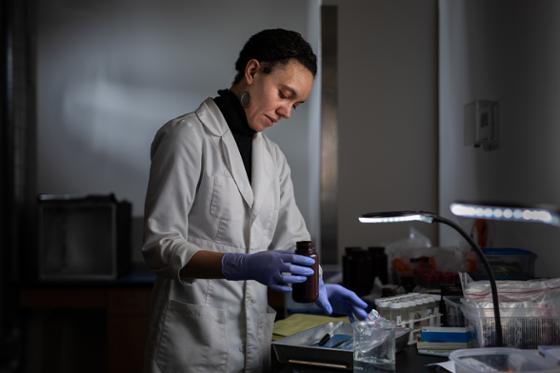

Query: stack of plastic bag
459,273,560,347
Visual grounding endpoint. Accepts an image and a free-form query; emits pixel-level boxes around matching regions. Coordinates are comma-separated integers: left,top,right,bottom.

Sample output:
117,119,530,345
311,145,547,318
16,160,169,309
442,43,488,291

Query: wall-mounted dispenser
464,100,499,151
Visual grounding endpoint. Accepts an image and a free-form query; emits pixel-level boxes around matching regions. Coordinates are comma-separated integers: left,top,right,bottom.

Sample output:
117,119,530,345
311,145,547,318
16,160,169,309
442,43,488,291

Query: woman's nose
277,104,292,119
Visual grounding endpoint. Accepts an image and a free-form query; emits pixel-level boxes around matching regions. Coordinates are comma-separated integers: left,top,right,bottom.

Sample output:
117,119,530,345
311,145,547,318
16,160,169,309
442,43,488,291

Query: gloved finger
342,289,368,309
278,261,292,273
269,283,292,293
348,313,355,323
286,264,314,276
274,249,294,255
352,306,369,321
315,294,333,315
279,252,315,266
280,274,308,284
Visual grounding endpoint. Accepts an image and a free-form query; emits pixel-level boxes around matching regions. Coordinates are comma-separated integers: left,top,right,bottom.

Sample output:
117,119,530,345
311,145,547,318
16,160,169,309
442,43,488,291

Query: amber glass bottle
292,241,319,303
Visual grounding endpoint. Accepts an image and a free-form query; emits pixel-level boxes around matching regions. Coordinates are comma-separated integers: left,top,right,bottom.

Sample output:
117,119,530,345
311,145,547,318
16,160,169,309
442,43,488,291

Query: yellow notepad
272,313,348,341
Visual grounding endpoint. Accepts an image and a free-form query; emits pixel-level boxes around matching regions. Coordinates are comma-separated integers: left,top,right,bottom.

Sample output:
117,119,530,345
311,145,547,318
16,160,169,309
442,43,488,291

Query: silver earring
240,91,251,107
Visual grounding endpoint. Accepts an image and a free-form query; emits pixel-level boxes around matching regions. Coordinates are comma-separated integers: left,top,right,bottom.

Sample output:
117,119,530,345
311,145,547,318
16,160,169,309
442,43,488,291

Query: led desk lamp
359,210,504,347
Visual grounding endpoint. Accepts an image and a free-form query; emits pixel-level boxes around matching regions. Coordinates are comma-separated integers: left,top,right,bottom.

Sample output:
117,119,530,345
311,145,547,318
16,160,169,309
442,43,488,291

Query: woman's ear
244,59,260,85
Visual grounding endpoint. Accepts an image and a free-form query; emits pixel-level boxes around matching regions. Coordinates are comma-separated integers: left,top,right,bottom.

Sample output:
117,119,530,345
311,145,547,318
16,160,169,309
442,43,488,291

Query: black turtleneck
214,89,256,183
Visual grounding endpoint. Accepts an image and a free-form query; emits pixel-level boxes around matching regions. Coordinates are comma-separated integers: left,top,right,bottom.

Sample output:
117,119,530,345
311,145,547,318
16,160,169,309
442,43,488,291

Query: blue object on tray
420,327,472,343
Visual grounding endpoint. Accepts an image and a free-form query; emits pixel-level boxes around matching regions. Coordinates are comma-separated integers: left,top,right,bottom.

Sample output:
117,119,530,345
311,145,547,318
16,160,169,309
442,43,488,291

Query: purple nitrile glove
221,250,315,292
315,278,368,322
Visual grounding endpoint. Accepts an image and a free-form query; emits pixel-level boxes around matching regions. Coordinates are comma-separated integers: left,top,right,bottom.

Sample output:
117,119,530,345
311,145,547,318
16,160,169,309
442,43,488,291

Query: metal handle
288,359,349,370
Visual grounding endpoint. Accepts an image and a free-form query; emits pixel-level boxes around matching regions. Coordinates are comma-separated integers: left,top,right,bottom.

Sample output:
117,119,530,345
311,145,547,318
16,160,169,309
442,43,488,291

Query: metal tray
272,321,410,370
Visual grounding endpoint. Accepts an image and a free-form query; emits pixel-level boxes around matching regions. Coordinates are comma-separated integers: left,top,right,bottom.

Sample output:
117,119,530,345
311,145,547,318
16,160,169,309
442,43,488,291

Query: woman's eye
279,90,292,100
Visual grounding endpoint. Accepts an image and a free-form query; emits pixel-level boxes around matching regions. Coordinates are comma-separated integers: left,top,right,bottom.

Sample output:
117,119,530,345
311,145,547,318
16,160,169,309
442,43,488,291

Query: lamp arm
432,215,503,347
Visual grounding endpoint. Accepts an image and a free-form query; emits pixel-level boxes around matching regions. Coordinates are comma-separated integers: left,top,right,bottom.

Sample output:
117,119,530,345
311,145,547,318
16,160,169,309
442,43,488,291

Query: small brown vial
292,241,319,303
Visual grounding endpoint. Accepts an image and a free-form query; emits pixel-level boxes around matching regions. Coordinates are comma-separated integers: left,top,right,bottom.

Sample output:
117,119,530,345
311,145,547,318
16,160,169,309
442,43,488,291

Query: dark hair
233,28,317,84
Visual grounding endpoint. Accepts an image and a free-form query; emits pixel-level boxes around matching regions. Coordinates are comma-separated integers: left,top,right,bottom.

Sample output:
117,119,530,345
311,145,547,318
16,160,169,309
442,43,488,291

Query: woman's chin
249,122,269,132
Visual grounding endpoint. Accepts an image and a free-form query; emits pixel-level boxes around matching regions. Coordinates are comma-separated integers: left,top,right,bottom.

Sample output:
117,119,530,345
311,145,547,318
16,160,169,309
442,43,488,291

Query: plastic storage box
450,348,560,373
443,296,465,327
475,248,537,280
460,276,560,348
375,293,441,344
462,303,560,348
375,293,440,324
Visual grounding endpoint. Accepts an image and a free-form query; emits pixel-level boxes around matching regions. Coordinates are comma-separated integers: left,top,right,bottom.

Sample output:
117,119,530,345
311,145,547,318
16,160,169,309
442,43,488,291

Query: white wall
36,0,321,259
334,0,438,257
36,0,439,265
439,0,560,277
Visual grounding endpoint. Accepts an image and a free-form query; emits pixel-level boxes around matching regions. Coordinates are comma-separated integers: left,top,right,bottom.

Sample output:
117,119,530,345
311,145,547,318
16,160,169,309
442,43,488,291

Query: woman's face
243,59,314,132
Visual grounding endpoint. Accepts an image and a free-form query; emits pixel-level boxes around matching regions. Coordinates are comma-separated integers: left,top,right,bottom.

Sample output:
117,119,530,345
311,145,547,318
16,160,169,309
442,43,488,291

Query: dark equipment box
38,194,131,281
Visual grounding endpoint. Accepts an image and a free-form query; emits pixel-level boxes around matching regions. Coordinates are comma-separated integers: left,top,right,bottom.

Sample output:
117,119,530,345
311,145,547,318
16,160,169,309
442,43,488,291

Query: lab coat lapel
196,98,254,208
252,133,273,216
220,132,254,208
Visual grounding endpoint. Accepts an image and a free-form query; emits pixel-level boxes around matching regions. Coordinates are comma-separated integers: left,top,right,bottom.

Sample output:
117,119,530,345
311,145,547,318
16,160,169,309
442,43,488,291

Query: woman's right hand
221,250,315,292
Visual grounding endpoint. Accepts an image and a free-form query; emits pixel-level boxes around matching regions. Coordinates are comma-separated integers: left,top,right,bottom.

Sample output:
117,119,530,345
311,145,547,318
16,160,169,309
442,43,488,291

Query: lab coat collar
195,98,229,136
196,98,255,208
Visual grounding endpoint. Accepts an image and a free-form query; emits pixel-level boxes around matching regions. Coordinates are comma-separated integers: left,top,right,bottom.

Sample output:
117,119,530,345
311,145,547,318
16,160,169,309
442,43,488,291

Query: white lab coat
142,98,310,373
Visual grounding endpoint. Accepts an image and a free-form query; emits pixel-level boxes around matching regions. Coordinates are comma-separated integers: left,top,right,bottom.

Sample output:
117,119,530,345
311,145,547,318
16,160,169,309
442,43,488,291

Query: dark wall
1,0,37,369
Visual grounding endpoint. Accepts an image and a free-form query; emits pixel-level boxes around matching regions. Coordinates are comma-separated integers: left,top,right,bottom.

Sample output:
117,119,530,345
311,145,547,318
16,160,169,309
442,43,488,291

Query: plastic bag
352,310,396,370
385,227,433,259
461,275,560,312
385,228,433,285
386,228,472,288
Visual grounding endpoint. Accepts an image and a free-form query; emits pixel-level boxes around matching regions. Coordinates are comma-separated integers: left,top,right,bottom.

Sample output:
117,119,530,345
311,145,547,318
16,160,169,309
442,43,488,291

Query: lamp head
450,201,560,227
359,211,435,224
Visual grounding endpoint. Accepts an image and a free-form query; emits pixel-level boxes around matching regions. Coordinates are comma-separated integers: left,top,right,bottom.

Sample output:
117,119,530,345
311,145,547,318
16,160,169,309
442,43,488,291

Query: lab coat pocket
209,174,246,218
257,306,277,372
155,300,227,373
209,174,246,243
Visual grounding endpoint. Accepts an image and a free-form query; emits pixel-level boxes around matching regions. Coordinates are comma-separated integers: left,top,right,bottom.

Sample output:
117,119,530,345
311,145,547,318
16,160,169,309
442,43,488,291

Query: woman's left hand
315,278,368,321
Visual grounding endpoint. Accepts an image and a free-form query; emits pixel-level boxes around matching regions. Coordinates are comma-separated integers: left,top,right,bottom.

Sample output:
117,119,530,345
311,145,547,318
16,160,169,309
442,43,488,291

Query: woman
142,29,367,373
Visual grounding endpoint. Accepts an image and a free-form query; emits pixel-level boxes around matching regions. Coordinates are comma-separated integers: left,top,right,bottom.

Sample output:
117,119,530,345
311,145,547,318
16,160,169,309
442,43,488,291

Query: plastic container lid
389,302,405,310
374,299,388,308
416,297,429,307
482,247,537,257
450,348,560,373
400,300,415,309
